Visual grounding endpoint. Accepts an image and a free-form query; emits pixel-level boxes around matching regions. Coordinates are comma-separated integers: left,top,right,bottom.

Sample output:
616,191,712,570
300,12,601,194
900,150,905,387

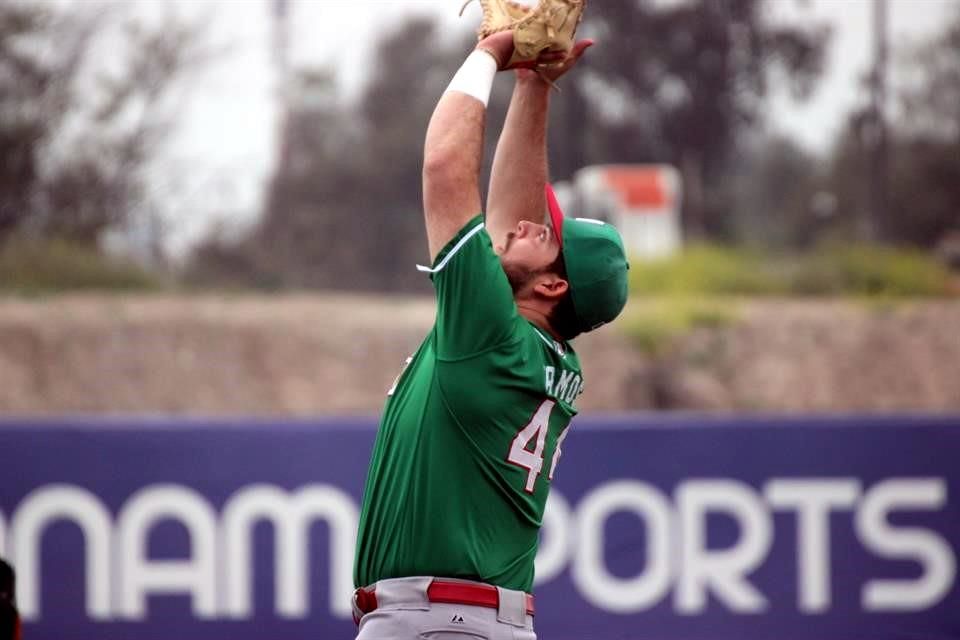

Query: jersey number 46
507,399,569,494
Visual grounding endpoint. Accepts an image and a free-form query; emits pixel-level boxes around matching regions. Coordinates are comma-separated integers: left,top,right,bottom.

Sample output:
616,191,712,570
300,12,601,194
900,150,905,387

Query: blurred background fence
1,416,958,640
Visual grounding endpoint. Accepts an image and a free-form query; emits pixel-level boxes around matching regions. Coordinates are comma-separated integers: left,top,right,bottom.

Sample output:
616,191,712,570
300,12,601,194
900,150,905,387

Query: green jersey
353,215,584,593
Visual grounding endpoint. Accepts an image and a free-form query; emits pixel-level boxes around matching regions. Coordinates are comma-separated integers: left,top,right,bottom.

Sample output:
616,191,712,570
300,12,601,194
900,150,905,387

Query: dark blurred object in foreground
937,231,960,272
0,559,20,640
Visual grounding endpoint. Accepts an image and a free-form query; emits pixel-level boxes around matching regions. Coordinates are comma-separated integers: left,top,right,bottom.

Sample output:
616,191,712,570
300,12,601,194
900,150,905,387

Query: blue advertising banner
0,415,958,640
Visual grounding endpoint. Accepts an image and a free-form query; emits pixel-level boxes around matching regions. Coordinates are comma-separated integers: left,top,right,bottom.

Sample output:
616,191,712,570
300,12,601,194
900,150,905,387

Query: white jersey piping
532,326,566,358
416,222,485,274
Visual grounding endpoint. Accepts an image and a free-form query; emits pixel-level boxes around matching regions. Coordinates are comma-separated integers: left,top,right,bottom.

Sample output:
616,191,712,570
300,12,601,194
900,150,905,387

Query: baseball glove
461,0,586,70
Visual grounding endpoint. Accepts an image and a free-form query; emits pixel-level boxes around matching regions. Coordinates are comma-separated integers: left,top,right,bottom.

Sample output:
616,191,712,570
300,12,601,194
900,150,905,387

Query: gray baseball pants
353,577,537,640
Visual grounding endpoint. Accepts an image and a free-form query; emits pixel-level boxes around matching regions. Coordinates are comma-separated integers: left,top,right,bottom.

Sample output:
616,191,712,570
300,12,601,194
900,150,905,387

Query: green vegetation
0,240,163,294
623,244,955,353
630,244,955,298
789,246,955,297
630,245,783,296
623,298,739,355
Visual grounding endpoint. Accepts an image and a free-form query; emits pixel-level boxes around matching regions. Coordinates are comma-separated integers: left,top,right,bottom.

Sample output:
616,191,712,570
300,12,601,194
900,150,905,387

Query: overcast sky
114,0,957,256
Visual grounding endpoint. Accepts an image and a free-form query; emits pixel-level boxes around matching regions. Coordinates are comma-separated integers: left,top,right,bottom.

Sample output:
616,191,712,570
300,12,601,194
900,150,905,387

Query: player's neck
517,304,562,341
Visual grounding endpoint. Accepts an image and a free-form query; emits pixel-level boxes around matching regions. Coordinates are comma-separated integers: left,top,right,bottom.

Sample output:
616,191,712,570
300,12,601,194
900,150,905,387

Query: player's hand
519,38,594,85
476,31,569,72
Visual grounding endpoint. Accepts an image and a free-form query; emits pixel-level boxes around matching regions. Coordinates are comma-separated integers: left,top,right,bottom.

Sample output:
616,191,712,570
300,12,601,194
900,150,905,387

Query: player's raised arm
485,40,594,252
422,33,516,262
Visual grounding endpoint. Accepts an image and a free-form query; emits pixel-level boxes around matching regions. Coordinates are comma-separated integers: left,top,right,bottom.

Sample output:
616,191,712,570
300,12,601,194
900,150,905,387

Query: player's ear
533,275,568,300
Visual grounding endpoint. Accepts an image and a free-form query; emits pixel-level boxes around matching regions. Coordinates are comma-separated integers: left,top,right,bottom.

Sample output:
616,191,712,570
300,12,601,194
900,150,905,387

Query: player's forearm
486,73,551,249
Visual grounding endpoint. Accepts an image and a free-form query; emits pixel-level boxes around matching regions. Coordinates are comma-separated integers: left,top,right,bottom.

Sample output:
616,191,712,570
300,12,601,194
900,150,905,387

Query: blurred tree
574,0,830,239
0,2,86,242
252,68,365,288
0,1,207,253
825,5,960,249
897,5,960,143
248,18,475,291
886,4,960,247
727,133,823,248
199,2,831,291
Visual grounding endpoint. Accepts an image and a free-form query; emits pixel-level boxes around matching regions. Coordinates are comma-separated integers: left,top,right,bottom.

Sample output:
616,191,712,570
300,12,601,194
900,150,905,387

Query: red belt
354,579,535,621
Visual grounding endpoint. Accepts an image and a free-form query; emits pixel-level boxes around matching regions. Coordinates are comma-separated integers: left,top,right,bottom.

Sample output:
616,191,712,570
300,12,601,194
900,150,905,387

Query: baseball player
352,28,628,640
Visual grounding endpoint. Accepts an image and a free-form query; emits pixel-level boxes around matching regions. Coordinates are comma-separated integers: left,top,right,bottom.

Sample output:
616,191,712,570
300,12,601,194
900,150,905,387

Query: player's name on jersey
545,365,583,405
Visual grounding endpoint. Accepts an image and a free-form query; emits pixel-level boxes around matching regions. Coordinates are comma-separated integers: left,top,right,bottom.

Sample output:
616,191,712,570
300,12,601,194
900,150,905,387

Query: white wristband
444,50,498,107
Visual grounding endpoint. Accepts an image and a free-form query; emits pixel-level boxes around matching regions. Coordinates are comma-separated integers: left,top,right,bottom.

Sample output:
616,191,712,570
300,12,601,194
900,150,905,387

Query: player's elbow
423,146,475,195
423,146,457,183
